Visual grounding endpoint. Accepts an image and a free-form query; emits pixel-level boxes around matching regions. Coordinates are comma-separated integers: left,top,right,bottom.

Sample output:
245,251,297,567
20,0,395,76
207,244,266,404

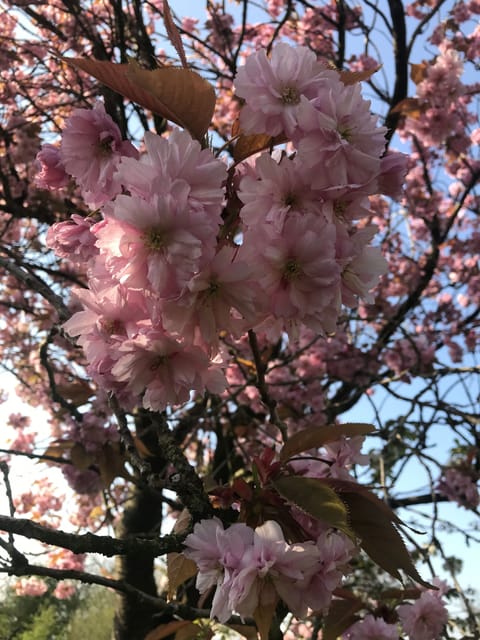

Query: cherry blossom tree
0,1,479,639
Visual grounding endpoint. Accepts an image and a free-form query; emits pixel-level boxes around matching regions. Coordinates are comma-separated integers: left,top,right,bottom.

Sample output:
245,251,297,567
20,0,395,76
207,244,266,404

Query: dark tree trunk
113,485,164,640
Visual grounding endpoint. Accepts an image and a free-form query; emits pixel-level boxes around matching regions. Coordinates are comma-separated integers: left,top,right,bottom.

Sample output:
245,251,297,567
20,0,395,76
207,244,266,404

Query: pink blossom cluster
343,579,449,640
400,46,475,160
291,435,369,484
45,107,231,411
62,465,103,495
14,576,48,597
437,467,479,509
383,335,436,380
235,43,404,336
46,548,86,572
343,614,399,640
36,101,138,207
53,581,77,599
5,412,36,453
397,579,449,640
40,42,406,412
14,478,64,525
59,399,119,493
183,517,354,622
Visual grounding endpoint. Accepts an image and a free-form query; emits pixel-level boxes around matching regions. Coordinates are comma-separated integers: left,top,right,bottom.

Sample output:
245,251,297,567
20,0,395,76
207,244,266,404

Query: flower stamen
280,86,301,105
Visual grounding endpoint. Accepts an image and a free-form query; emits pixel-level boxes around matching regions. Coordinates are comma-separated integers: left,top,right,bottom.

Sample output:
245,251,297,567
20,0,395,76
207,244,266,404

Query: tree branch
0,514,182,557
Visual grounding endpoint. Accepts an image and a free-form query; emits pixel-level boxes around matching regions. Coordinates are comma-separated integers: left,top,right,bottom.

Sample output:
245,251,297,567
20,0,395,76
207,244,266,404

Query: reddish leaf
327,479,433,588
55,379,93,404
167,552,197,599
253,597,277,640
231,116,241,138
66,58,215,141
43,439,74,461
232,478,254,500
233,132,286,163
322,596,363,640
132,435,155,459
126,63,215,141
390,97,424,119
172,507,192,534
97,442,127,487
273,476,353,538
380,587,422,600
70,443,95,471
410,61,429,85
67,58,163,110
280,423,375,462
162,0,188,69
339,66,380,85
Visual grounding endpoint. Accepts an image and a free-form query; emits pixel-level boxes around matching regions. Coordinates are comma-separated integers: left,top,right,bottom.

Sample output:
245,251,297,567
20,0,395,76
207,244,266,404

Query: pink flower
185,519,330,622
60,101,137,207
304,530,356,613
62,278,149,392
343,614,399,640
63,281,147,350
238,152,328,233
162,246,262,350
8,413,31,429
336,224,387,306
296,82,386,196
437,467,479,509
416,49,464,108
95,186,213,298
383,336,436,377
47,549,85,571
183,517,227,592
53,582,77,599
378,151,408,200
397,591,448,640
62,466,103,494
7,429,35,453
243,214,341,334
205,11,237,51
15,577,48,597
116,128,226,222
184,518,255,621
111,329,226,411
46,214,98,263
234,42,340,137
323,435,370,479
35,143,69,189
224,520,321,620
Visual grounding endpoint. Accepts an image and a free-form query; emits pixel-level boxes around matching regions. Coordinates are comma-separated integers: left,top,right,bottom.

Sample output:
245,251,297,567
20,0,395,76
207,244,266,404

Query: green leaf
273,476,354,539
280,423,375,462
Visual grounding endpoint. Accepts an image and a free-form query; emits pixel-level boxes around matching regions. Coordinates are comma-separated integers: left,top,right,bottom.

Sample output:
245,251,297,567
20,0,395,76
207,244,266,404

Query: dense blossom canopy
0,1,479,639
